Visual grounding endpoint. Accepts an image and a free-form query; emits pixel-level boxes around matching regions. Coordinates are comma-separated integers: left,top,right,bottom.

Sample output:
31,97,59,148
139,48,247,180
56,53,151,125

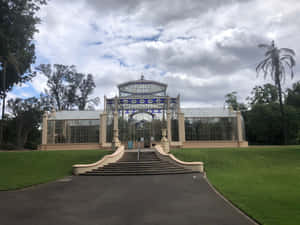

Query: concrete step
115,160,165,164
80,151,196,176
102,165,176,169
109,161,170,165
83,170,198,176
93,166,185,171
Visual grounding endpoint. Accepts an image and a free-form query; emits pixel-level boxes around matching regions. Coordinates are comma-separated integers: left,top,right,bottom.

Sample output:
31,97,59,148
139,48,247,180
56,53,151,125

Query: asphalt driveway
0,174,257,225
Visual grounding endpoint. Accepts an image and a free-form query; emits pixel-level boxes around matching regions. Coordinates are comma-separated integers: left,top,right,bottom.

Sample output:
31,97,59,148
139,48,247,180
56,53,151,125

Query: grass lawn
0,150,111,191
172,146,300,225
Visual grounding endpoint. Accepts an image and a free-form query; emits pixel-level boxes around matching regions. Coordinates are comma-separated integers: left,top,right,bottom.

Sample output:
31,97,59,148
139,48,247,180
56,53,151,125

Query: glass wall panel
184,117,237,141
47,119,100,144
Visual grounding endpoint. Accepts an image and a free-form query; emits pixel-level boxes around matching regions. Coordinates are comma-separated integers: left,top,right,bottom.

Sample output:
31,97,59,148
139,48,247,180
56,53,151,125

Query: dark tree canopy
286,81,300,109
256,40,296,144
78,74,97,110
247,83,278,106
37,64,99,111
7,97,44,148
224,91,247,111
0,0,47,96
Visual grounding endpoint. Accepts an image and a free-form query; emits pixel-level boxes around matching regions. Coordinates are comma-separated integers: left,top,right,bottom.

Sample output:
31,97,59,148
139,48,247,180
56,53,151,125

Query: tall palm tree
256,40,296,144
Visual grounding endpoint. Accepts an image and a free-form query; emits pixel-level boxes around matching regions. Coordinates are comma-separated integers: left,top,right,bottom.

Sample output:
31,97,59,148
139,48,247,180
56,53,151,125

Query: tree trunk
0,61,7,145
276,75,287,144
22,130,30,148
16,120,24,149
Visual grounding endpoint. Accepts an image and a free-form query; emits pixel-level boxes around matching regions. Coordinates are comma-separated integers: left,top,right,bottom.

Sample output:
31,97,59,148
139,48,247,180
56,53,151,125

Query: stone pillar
50,109,56,144
236,111,243,142
63,120,67,143
100,113,107,145
178,112,185,144
104,95,107,112
161,128,169,153
42,112,48,145
167,111,172,143
112,110,120,150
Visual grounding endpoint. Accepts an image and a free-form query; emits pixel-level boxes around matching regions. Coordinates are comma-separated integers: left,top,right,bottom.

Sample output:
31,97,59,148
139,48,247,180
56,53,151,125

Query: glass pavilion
41,76,248,150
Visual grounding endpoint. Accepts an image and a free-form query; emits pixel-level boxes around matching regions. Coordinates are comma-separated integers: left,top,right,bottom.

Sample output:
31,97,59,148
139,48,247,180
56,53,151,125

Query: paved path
0,174,257,225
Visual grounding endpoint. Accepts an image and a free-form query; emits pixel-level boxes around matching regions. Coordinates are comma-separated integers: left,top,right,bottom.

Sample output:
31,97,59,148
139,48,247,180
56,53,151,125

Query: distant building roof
181,107,236,117
48,110,102,120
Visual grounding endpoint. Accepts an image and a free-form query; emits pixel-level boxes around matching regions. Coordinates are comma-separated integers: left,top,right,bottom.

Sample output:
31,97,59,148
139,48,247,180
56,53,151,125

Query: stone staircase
81,151,198,176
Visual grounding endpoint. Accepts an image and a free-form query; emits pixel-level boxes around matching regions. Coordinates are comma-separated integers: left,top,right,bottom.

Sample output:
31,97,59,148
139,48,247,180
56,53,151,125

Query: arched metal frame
105,76,180,148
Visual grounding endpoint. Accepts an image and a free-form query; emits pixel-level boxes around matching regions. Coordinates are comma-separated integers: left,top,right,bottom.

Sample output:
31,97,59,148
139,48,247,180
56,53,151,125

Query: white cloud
15,0,298,108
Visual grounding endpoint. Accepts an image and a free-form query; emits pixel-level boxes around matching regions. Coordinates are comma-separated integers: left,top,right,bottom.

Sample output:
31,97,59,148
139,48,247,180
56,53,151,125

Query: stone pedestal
112,129,121,150
100,113,107,145
161,128,170,153
167,112,172,143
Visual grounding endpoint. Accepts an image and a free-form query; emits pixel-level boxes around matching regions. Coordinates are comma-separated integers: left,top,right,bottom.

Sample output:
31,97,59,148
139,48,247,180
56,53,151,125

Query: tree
286,81,300,109
78,74,98,110
7,97,44,148
36,64,76,110
256,40,296,144
247,83,278,106
0,0,47,143
224,91,247,111
245,103,300,145
37,64,99,110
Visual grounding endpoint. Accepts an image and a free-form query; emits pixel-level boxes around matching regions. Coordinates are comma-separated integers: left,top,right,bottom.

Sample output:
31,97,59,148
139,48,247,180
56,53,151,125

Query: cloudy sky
10,0,300,108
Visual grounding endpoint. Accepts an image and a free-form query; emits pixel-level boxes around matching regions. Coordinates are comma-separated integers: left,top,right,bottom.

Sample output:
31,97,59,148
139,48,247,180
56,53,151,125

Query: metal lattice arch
40,76,248,150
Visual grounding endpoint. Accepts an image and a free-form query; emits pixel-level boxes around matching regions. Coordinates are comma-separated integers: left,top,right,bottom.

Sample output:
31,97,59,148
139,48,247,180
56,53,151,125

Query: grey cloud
84,0,254,25
31,0,299,108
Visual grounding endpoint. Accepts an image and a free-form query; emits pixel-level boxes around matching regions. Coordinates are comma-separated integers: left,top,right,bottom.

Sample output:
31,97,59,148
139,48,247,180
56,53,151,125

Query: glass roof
48,108,236,120
181,108,236,117
118,75,167,96
48,110,102,120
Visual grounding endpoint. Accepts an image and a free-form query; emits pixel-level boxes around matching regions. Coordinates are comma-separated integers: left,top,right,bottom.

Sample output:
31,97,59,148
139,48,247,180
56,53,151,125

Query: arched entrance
132,113,152,148
122,112,162,149
104,75,180,149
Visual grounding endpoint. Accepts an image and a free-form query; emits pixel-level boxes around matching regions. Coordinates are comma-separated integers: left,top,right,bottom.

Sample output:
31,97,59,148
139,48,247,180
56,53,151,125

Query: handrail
72,145,125,175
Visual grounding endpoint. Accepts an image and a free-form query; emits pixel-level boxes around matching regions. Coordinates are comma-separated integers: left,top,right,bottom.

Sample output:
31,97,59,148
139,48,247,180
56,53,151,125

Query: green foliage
1,97,48,149
36,64,99,110
0,150,111,190
256,41,295,85
244,103,300,145
256,40,296,144
247,83,278,105
286,81,300,109
172,147,300,225
0,0,47,96
244,103,282,144
224,91,247,110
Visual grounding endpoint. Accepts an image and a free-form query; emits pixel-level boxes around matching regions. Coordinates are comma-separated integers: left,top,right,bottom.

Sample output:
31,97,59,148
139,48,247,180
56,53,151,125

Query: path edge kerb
204,175,262,225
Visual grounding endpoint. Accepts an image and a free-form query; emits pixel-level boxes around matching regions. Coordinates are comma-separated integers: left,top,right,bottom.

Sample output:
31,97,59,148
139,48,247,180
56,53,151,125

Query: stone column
112,108,120,150
50,109,56,144
178,112,185,144
100,113,107,145
42,112,48,145
63,120,67,143
236,111,243,142
161,128,170,153
167,111,172,143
